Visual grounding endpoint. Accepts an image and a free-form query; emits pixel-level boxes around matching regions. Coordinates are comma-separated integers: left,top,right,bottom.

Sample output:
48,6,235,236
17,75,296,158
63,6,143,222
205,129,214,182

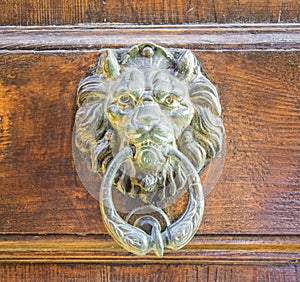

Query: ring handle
161,145,204,250
100,146,152,256
100,145,204,256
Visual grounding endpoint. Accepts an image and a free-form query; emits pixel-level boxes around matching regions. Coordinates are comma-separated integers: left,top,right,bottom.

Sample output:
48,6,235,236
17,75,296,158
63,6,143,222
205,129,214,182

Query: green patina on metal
74,42,224,256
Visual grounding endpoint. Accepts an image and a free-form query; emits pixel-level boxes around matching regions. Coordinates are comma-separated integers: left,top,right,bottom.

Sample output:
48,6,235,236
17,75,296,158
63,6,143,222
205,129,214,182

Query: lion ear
96,50,120,78
177,50,198,80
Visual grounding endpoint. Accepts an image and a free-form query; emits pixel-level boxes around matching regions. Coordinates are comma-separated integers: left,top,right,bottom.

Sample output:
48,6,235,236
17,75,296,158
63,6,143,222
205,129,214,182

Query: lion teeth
140,140,156,147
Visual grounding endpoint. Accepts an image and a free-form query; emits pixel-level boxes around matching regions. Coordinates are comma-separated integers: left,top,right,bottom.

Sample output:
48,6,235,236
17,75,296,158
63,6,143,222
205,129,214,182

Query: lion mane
75,43,224,203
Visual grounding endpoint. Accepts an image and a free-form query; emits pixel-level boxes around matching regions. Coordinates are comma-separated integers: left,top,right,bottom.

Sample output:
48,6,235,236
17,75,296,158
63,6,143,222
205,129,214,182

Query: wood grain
0,263,298,282
0,0,299,278
0,0,299,25
0,27,299,281
0,28,299,236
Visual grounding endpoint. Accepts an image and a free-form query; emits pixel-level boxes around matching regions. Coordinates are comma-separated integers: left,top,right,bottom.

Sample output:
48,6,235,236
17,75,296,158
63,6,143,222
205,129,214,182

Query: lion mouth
128,125,174,147
126,126,175,171
138,140,159,147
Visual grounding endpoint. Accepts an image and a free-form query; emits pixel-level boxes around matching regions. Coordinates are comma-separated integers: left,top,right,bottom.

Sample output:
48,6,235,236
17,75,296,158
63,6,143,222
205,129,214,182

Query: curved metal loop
100,145,204,256
100,146,152,256
161,145,204,250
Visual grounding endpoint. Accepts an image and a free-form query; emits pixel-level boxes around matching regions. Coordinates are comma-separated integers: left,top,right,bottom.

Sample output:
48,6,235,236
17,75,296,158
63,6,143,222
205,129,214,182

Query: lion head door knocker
73,42,225,256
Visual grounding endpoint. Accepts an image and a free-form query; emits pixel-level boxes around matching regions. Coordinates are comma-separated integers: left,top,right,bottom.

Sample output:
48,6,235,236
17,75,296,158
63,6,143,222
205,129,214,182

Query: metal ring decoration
74,42,225,256
100,145,204,256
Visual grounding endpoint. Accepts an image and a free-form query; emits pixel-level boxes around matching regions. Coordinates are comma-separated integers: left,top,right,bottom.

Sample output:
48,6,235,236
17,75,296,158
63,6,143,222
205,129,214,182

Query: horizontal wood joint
0,234,299,264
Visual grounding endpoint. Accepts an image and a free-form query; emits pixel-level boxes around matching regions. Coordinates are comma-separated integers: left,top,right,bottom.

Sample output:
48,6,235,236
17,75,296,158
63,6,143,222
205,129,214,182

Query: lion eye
165,95,174,105
163,94,180,108
118,94,135,107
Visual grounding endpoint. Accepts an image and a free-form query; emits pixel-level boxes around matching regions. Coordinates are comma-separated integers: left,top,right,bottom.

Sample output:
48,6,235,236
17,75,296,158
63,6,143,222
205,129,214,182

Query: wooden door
0,1,299,281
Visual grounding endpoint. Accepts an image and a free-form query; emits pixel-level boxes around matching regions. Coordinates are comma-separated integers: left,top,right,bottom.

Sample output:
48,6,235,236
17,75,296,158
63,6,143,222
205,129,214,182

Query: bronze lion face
74,43,225,256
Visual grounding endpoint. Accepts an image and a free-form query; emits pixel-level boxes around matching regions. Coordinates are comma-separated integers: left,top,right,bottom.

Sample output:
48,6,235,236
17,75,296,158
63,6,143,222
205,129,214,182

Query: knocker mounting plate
73,42,225,256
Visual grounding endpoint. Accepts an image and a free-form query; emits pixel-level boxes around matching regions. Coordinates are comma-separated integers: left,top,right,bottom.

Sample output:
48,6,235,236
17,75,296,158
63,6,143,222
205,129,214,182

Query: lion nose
141,92,155,103
136,105,160,126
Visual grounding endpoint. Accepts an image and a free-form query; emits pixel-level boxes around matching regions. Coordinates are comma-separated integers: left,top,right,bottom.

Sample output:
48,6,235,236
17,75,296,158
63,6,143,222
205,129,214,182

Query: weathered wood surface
0,0,299,25
0,263,299,282
0,26,299,273
0,27,299,237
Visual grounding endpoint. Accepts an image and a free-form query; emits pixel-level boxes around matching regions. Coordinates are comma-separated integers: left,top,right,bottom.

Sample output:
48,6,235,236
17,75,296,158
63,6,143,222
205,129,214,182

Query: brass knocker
73,43,225,256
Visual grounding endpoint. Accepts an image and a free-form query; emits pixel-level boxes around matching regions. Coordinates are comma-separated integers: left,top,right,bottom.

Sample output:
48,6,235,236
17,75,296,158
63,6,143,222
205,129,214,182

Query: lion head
75,43,224,206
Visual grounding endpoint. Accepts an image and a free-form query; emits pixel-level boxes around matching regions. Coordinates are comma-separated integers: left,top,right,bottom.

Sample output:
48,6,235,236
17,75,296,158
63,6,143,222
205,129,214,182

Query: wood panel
0,26,299,237
0,0,299,25
0,27,299,280
0,263,298,282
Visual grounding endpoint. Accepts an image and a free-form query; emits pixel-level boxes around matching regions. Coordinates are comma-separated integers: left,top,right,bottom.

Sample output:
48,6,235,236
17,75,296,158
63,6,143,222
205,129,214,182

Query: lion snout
133,101,161,126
